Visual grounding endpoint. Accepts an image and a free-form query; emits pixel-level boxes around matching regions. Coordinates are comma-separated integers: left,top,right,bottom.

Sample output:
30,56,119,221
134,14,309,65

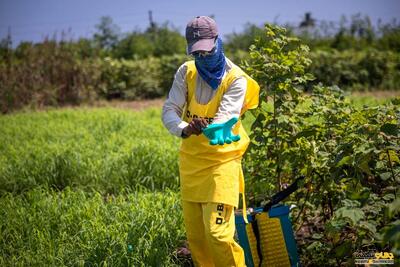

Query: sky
0,0,399,46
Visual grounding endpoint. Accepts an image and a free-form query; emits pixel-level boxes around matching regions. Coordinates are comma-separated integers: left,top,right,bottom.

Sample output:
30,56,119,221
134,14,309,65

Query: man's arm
161,64,189,137
162,63,209,138
213,76,247,124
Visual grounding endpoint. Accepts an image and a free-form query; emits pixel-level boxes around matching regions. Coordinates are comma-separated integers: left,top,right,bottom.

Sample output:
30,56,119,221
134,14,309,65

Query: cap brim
187,38,215,54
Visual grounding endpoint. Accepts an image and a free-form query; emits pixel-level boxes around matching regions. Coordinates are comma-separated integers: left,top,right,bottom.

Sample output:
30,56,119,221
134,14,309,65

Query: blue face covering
194,37,226,90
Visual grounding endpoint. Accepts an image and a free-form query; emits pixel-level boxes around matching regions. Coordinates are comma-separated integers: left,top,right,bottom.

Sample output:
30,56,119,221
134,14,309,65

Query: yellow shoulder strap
242,73,260,113
185,60,197,102
226,66,260,115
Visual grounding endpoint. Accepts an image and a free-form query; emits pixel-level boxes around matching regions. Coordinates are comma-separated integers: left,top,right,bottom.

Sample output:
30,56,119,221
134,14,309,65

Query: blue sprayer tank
235,204,300,267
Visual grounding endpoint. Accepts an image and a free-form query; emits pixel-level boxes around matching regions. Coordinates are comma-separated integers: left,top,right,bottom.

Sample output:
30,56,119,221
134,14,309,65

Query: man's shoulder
178,60,195,70
225,57,244,73
181,60,197,75
176,61,192,77
225,57,246,79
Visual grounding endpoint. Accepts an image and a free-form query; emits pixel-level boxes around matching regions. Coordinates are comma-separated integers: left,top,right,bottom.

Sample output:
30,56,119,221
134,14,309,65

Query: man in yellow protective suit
162,16,259,267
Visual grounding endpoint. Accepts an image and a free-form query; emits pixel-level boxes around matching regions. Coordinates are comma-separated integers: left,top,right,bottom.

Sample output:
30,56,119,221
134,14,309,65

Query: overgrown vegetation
0,42,189,113
1,14,399,113
243,24,400,266
1,43,398,114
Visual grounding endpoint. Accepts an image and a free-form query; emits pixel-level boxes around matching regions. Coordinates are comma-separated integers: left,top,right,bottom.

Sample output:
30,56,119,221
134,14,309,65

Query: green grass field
0,94,397,266
0,108,186,266
0,108,182,195
0,188,184,266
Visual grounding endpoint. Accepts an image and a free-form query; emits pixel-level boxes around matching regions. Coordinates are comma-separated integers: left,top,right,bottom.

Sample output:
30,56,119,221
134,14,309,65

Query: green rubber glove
202,117,240,145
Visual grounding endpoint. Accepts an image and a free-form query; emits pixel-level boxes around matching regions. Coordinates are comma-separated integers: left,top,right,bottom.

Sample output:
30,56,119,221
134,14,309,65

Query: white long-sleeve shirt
162,57,247,137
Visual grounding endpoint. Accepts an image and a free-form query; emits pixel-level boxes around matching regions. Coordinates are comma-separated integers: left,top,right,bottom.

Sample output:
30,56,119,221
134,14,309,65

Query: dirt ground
20,90,398,114
96,90,399,111
350,90,400,98
90,90,399,111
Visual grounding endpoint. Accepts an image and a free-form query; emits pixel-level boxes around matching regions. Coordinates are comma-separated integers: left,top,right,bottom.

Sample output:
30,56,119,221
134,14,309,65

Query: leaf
388,150,400,163
380,172,392,181
304,73,316,81
387,198,400,219
349,190,370,202
325,218,347,234
312,233,323,240
306,241,322,251
379,150,400,165
337,156,352,167
334,240,352,258
382,220,400,245
335,207,365,225
359,159,372,176
359,221,377,236
383,193,395,201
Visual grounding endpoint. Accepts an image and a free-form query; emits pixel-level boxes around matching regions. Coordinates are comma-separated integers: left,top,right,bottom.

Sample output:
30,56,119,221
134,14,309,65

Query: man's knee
186,229,205,243
203,203,235,242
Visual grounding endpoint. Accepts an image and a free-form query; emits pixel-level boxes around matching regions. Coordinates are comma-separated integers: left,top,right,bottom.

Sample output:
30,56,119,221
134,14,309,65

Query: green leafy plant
242,24,400,265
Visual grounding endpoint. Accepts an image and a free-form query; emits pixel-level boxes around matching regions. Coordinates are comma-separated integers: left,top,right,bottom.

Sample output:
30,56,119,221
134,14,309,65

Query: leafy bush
1,33,398,114
159,54,190,94
98,57,162,100
243,24,400,265
0,47,188,113
98,55,188,100
111,22,187,59
309,49,400,91
0,40,102,113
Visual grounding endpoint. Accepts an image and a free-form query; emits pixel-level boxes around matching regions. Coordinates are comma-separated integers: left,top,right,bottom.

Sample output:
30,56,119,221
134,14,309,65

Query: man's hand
182,118,209,137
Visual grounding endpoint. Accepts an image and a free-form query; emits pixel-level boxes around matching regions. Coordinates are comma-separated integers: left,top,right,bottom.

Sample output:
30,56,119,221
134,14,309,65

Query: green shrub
159,54,190,95
229,48,400,92
1,38,398,114
98,57,162,100
0,41,102,113
243,24,400,265
98,55,188,100
309,49,400,91
0,40,189,113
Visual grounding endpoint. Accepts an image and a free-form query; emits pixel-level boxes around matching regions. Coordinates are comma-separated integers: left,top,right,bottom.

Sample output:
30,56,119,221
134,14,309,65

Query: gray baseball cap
186,16,218,54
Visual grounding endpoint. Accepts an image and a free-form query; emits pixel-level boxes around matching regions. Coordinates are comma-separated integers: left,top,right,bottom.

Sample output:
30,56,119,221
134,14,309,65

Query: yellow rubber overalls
179,60,259,267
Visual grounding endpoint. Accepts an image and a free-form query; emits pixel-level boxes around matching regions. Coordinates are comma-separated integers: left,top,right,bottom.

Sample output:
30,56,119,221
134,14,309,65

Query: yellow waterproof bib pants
179,61,259,267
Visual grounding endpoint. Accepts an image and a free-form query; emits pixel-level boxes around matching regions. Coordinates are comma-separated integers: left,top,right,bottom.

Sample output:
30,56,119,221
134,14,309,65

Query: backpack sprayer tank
235,176,304,267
